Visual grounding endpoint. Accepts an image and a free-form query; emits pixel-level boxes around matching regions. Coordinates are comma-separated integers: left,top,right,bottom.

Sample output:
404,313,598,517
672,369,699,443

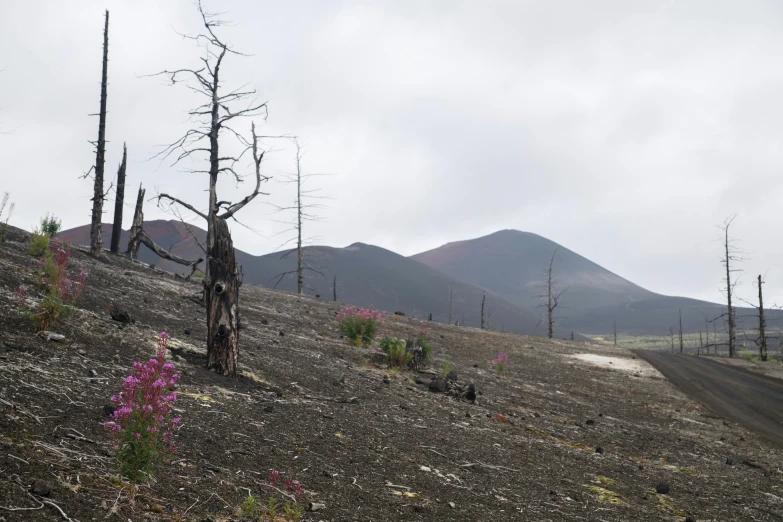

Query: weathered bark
481,293,486,329
758,275,768,362
139,231,203,278
90,10,109,257
669,327,674,353
333,275,337,302
699,331,703,355
679,309,684,354
127,184,145,258
206,217,239,377
110,143,127,254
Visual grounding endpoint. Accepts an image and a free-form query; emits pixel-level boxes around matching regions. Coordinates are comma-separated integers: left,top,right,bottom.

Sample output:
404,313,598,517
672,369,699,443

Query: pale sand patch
569,353,661,377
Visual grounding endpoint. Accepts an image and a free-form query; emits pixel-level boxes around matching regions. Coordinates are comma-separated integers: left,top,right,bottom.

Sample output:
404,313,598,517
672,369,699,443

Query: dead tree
614,322,620,345
151,2,268,377
127,184,145,258
89,10,110,257
480,293,486,329
757,275,768,361
669,326,675,353
537,250,566,339
699,331,703,355
269,138,328,292
110,143,127,254
720,216,742,357
333,275,337,302
448,282,453,324
679,309,684,354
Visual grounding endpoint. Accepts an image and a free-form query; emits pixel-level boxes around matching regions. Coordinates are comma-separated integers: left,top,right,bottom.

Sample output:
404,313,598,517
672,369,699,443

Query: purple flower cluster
492,352,510,372
270,469,304,498
104,332,180,482
336,306,385,346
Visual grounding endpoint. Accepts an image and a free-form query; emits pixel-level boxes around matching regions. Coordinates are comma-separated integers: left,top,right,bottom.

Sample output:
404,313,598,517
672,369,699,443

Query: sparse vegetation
417,322,433,360
493,351,509,373
28,230,50,256
337,306,384,347
39,213,62,237
442,359,453,378
0,192,14,244
104,332,180,483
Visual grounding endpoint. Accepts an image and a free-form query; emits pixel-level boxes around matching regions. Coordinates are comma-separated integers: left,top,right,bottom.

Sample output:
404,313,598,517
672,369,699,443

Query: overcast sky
2,0,783,306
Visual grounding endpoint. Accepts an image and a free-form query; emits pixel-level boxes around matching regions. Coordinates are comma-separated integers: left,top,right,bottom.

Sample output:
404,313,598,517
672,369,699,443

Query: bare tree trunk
705,317,709,349
613,321,617,345
448,284,453,324
90,10,110,257
699,331,703,355
722,218,738,357
333,275,337,302
127,184,144,258
110,143,127,254
758,274,768,362
670,326,674,353
296,147,303,294
481,293,486,329
206,218,239,376
679,309,684,354
571,331,574,341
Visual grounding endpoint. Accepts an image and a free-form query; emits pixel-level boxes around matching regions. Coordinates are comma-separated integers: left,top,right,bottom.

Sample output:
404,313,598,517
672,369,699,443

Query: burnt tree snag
127,183,145,259
720,216,741,358
679,309,684,354
481,293,486,329
333,275,337,302
613,321,617,346
758,275,768,362
205,217,239,375
538,249,565,339
89,10,109,257
150,0,268,377
110,143,127,254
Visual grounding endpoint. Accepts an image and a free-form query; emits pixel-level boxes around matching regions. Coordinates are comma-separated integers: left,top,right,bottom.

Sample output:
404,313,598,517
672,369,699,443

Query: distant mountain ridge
58,221,570,338
60,221,768,337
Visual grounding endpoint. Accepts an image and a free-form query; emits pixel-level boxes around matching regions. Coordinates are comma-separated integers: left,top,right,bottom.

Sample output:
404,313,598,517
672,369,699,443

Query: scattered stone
103,404,116,417
41,331,65,342
383,376,391,384
109,303,133,324
420,466,431,472
184,329,191,335
726,458,734,466
585,419,595,425
473,363,479,368
464,383,477,403
595,446,604,454
261,318,269,325
308,502,327,512
394,311,405,316
428,377,448,393
263,405,274,413
446,370,458,382
448,502,456,509
88,369,98,377
533,412,541,418
31,480,52,497
685,517,696,522
279,331,285,336
112,354,121,363
79,350,88,357
440,335,445,339
656,484,670,495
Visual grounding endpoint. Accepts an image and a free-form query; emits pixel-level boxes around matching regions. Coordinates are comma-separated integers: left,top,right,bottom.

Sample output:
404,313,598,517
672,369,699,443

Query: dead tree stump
206,217,239,376
127,184,144,258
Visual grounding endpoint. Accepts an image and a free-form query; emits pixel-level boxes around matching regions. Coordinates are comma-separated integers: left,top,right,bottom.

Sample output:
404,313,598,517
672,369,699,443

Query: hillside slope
0,226,780,521
412,230,765,336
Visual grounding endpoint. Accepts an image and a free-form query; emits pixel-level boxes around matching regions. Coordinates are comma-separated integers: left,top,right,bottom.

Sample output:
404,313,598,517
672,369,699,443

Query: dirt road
634,350,783,446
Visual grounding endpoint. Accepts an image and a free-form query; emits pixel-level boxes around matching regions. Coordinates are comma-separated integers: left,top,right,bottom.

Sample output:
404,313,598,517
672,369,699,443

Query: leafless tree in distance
678,309,684,354
480,293,486,329
127,183,145,259
149,1,270,377
720,216,743,358
537,249,566,339
269,138,329,293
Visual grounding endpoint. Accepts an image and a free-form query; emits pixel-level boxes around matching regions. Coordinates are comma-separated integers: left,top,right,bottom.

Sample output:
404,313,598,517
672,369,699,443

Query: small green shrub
336,306,384,347
741,351,755,362
493,352,509,373
442,359,453,378
240,494,261,518
385,339,412,369
417,322,433,360
28,231,50,256
39,213,61,237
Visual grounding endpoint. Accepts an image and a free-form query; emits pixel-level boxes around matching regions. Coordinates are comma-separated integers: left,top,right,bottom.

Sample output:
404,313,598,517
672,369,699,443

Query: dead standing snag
149,1,269,377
